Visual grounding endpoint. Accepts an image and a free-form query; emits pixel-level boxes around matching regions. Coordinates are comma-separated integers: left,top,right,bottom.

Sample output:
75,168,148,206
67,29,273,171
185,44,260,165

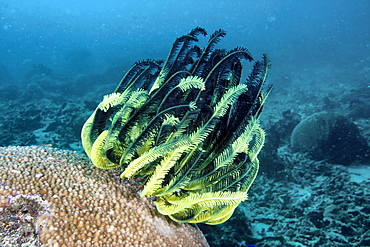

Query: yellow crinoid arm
120,138,192,179
81,112,95,158
156,191,247,223
140,143,191,197
90,130,120,170
97,92,125,112
199,204,239,225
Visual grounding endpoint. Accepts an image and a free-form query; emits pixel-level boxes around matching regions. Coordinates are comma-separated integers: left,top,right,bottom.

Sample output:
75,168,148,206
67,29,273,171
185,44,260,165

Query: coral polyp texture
0,146,209,246
82,27,271,224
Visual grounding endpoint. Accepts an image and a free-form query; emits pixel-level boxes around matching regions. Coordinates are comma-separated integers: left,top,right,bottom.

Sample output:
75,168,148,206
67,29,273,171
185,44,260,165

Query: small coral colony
81,27,271,224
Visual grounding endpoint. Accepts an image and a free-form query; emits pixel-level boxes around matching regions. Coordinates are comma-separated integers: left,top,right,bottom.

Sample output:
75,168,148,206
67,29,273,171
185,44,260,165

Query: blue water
1,0,369,84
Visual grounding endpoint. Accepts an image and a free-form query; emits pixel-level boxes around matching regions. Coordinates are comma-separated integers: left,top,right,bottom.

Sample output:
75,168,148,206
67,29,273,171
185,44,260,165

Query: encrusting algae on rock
0,146,209,246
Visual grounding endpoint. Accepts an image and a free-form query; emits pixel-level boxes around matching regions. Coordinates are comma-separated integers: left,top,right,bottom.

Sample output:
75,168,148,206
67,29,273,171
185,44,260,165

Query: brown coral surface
0,146,209,247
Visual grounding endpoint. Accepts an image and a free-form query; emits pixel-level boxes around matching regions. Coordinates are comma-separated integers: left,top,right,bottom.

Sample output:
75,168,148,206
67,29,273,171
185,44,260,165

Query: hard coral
0,146,208,247
0,194,51,246
290,111,370,165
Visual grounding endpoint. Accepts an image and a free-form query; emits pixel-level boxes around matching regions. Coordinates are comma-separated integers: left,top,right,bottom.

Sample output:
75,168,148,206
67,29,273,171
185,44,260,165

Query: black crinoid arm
81,27,272,225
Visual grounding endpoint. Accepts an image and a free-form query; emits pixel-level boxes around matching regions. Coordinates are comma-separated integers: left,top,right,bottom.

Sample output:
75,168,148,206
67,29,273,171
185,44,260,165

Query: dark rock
290,111,370,165
259,110,300,178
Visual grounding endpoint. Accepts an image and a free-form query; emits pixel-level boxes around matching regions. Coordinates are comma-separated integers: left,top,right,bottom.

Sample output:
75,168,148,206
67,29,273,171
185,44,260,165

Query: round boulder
290,111,369,165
